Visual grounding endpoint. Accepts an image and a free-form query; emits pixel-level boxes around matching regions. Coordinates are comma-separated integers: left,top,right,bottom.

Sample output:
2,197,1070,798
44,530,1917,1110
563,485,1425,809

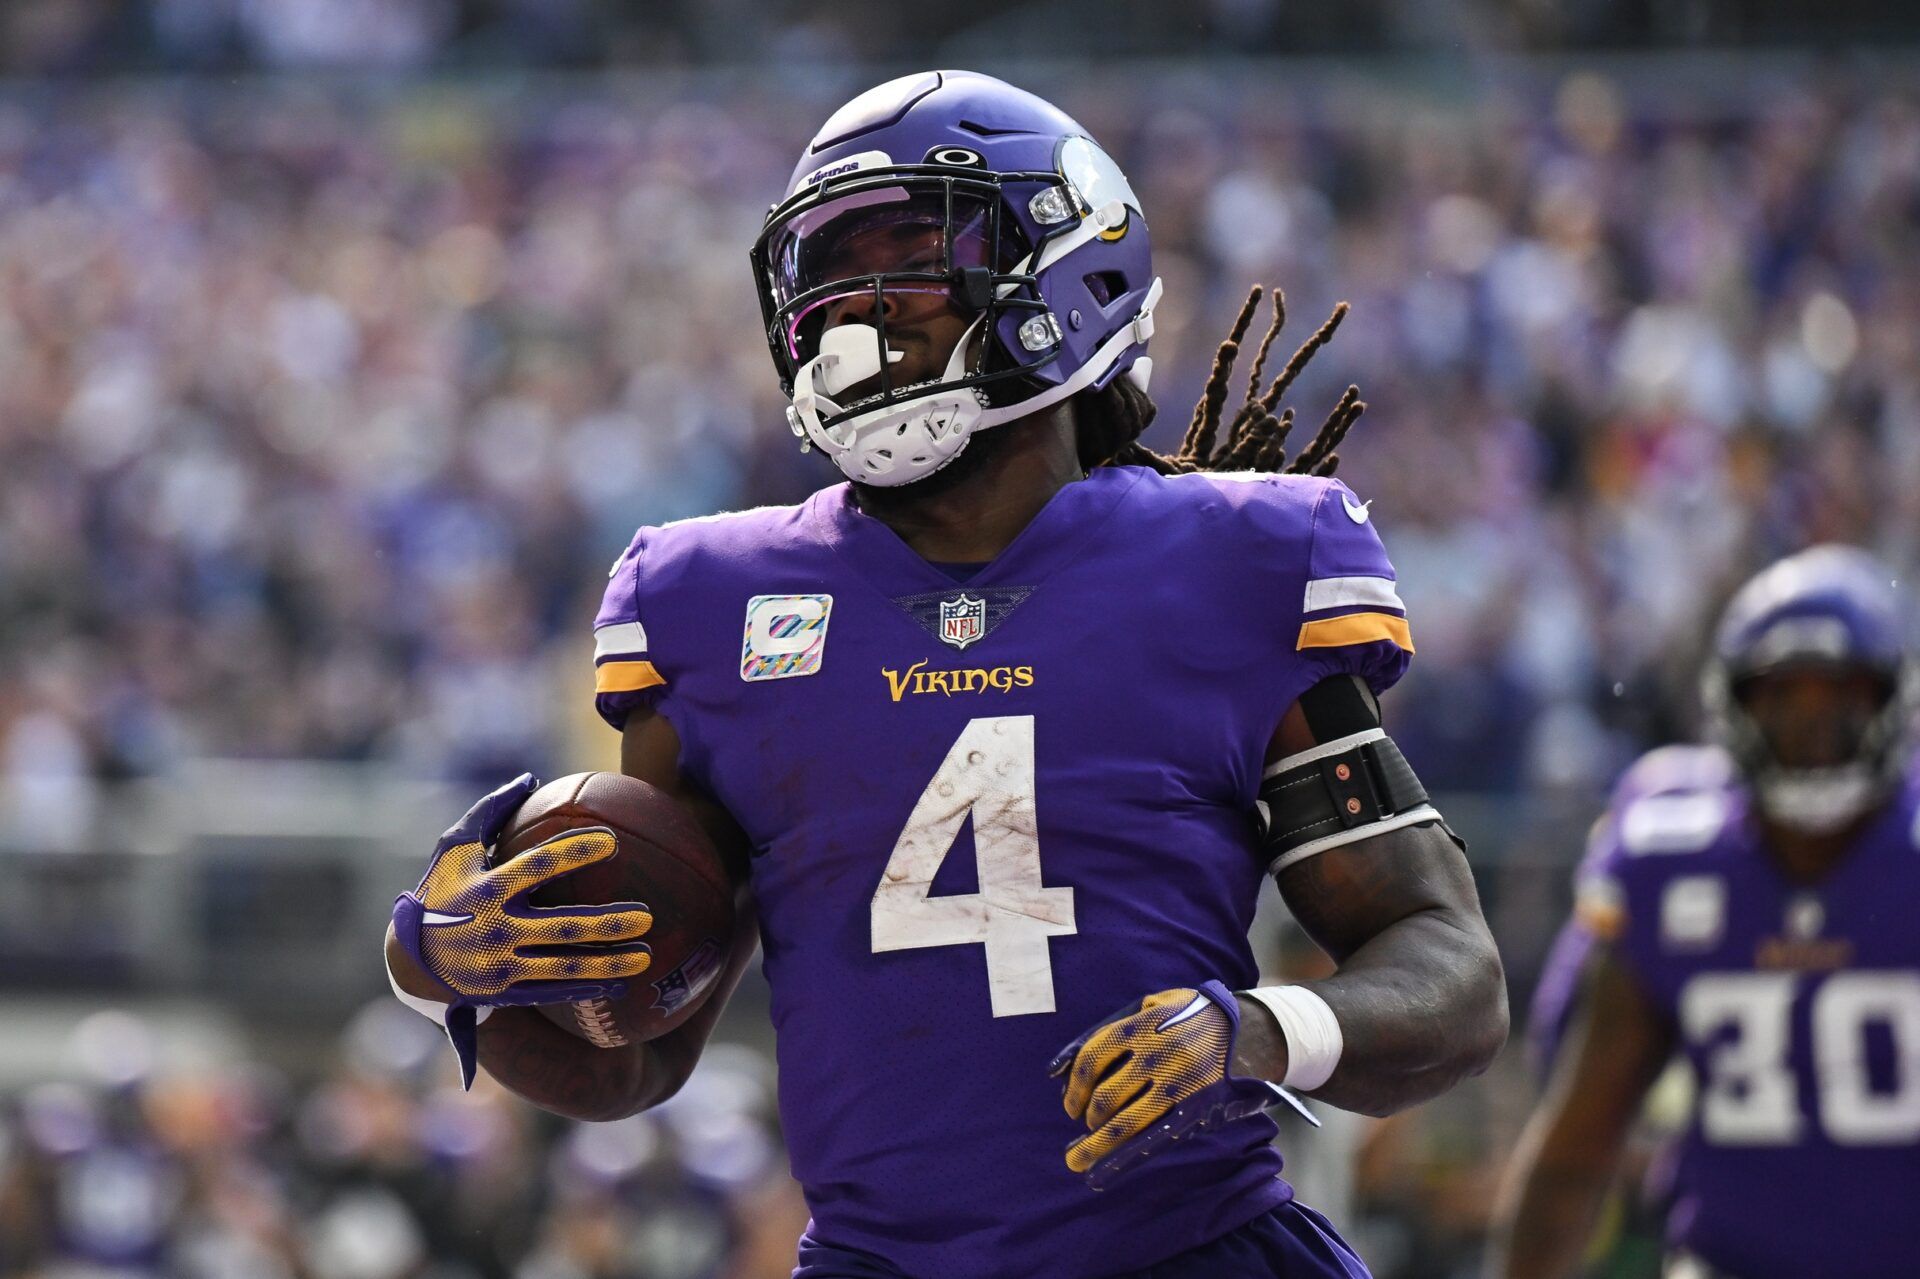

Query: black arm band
1297,674,1381,742
1256,729,1441,873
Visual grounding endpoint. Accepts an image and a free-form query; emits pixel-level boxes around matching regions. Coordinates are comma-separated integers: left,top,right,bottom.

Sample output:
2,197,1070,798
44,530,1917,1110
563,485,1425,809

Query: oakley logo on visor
926,146,984,167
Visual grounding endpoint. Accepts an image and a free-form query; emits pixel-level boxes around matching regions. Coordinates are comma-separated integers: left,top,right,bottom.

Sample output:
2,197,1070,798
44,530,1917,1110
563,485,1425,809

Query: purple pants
793,1200,1372,1279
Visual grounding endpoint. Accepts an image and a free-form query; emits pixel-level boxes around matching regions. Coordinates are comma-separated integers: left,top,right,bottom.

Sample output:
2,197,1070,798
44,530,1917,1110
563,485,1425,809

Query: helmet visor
763,183,1014,365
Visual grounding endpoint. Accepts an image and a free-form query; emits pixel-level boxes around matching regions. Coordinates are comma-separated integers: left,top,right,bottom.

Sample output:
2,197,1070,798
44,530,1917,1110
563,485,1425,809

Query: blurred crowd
3,64,1917,817
2,54,1916,1279
1,1,1294,75
0,967,1517,1279
4,1,1855,77
0,1005,809,1279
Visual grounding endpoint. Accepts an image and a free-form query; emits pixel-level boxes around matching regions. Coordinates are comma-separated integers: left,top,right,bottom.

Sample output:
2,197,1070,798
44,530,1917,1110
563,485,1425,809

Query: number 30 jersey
1570,746,1920,1279
592,466,1412,1279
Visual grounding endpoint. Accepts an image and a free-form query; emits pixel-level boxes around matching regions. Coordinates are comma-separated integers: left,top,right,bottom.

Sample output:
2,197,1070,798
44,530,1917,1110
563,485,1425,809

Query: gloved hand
389,773,653,1088
1049,980,1305,1190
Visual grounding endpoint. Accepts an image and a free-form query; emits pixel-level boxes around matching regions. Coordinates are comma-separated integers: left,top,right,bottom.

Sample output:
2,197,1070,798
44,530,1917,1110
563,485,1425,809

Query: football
494,771,736,1047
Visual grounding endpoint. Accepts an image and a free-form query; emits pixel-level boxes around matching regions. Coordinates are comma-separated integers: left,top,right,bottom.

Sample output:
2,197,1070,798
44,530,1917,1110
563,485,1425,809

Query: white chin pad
815,324,903,398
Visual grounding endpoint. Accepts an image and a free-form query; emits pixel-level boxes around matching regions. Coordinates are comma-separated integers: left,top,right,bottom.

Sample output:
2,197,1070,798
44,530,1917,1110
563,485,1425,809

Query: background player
1489,545,1920,1279
387,70,1507,1278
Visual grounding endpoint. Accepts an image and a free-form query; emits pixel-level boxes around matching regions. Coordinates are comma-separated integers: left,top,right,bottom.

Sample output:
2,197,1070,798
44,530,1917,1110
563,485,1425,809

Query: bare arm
1229,701,1508,1116
474,709,758,1121
1486,945,1674,1279
1241,821,1509,1115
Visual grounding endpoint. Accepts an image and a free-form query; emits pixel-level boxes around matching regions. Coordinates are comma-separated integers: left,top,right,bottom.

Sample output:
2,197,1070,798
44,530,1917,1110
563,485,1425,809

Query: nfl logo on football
940,594,986,649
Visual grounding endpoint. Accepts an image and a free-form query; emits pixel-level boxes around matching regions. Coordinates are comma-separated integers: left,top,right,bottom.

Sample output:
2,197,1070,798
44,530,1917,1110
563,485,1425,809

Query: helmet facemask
751,140,1160,487
1704,656,1915,834
753,171,1051,486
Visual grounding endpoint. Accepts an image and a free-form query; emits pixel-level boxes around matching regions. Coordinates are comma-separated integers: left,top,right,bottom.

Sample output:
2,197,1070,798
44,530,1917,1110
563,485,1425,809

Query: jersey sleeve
1289,478,1413,696
1566,745,1742,991
592,531,667,730
1572,813,1631,945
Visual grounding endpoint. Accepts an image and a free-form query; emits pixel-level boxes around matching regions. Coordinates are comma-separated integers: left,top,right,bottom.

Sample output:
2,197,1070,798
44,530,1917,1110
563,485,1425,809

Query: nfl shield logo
939,594,986,649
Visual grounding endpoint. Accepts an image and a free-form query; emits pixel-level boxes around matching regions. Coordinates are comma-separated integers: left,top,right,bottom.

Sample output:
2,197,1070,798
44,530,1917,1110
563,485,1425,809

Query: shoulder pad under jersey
1573,744,1747,943
591,502,812,729
1610,745,1743,857
1163,470,1413,697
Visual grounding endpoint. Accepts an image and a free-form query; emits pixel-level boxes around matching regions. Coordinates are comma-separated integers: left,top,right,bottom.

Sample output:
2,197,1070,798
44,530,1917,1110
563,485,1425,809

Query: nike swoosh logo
1341,493,1371,524
420,910,474,927
1157,993,1214,1032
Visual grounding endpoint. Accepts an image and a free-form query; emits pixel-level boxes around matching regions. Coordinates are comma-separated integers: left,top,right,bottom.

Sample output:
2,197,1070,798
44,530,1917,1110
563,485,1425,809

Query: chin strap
971,275,1160,431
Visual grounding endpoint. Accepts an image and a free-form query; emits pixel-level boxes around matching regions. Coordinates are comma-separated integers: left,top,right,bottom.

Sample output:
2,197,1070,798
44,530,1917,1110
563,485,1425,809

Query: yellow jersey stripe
1574,898,1626,942
1295,611,1414,653
595,660,666,694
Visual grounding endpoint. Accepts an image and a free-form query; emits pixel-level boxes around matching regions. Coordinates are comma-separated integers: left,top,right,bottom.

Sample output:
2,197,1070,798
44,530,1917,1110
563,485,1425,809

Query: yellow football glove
390,774,653,1086
1049,980,1291,1189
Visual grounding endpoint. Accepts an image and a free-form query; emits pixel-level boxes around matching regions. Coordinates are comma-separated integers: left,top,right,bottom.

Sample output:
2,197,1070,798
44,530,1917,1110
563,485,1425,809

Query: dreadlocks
1074,284,1365,479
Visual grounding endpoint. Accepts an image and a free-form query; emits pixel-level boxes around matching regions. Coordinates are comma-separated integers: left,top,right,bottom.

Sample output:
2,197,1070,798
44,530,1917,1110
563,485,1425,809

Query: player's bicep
616,709,760,1095
620,708,752,885
1273,819,1482,964
645,892,761,1094
619,705,685,790
1261,673,1469,958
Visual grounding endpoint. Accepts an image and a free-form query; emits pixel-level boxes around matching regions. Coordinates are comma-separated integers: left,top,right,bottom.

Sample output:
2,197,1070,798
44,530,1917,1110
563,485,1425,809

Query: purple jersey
591,466,1410,1279
1568,745,1920,1279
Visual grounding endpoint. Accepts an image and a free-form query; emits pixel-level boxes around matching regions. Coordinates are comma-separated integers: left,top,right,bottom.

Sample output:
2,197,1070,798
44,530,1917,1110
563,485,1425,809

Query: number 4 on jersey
870,715,1077,1017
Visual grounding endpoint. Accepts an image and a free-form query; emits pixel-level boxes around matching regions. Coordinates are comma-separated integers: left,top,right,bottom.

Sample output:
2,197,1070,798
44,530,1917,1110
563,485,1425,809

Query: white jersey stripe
593,619,649,660
1303,575,1404,614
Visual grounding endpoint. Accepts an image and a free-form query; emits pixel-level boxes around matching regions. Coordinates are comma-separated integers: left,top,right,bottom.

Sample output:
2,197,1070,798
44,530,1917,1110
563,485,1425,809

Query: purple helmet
749,70,1160,486
1703,545,1915,831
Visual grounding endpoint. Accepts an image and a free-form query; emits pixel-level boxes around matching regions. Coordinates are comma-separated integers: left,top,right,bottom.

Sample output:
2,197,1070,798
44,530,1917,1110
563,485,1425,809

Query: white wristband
1242,984,1343,1092
387,952,491,1029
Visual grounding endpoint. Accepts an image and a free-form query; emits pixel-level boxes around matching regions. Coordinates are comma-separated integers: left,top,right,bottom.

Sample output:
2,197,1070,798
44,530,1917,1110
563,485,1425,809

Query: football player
387,71,1507,1278
1490,545,1920,1279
